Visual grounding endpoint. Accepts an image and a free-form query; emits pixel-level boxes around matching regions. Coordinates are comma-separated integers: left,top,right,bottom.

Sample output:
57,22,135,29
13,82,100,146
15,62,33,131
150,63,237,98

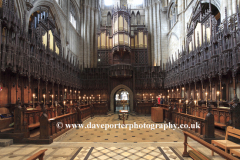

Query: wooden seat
214,122,226,129
26,149,47,160
28,122,40,130
211,126,240,156
230,149,240,157
188,150,211,160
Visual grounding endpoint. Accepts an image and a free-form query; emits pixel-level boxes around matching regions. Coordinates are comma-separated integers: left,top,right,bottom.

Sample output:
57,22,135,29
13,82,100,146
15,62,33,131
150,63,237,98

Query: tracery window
105,0,113,6
169,3,177,29
55,0,61,5
28,9,61,56
127,0,143,5
107,12,111,26
70,2,77,29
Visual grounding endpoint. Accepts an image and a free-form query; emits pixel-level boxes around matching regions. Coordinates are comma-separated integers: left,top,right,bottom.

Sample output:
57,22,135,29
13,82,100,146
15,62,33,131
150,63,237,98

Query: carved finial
17,97,21,105
233,94,239,103
207,101,212,113
190,96,193,101
209,0,212,12
237,5,240,30
225,7,228,28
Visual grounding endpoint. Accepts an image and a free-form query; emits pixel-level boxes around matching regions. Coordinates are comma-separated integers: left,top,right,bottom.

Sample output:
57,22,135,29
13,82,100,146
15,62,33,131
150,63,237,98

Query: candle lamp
33,94,35,108
186,100,188,114
194,100,197,116
177,88,179,98
197,93,199,106
43,94,46,105
205,92,208,106
179,99,181,112
217,91,220,107
63,101,66,114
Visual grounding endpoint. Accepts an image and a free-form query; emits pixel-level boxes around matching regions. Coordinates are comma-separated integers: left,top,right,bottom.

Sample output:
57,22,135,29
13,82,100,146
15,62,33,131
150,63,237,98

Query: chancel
1,0,240,159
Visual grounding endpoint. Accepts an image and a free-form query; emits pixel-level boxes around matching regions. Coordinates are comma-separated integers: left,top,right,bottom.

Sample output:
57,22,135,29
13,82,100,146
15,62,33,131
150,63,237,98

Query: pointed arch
131,11,135,25
110,85,134,112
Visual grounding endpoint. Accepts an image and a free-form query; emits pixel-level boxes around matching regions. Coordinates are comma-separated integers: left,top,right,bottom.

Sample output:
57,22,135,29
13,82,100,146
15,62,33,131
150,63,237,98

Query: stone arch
107,11,111,25
15,0,26,23
26,0,65,46
70,0,81,29
168,32,179,61
131,11,135,25
110,84,133,112
167,0,178,19
202,0,220,13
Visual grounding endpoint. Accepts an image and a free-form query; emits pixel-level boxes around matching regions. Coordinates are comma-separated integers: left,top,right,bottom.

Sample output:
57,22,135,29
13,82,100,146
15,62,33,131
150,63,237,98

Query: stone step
0,139,13,147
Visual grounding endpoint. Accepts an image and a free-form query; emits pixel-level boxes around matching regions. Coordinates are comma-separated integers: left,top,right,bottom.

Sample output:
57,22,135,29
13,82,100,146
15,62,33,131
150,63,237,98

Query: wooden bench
26,149,47,160
211,126,240,156
192,106,230,129
24,108,56,130
136,102,154,115
92,103,108,115
183,131,238,160
230,149,240,158
188,150,211,160
28,122,40,130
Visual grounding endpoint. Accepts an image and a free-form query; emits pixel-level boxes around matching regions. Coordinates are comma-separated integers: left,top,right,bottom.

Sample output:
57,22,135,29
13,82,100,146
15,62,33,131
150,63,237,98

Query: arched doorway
110,85,133,112
114,89,130,112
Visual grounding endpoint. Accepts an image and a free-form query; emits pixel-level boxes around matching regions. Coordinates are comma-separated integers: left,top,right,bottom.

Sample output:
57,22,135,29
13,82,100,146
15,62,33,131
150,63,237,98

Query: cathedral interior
1,0,240,159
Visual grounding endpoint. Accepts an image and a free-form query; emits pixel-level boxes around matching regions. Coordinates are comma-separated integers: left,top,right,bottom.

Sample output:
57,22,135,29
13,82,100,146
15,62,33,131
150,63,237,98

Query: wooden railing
136,103,154,115
190,106,230,128
26,149,47,160
182,131,238,160
158,104,172,122
76,104,91,123
40,112,77,139
92,103,108,115
173,111,214,139
24,108,56,130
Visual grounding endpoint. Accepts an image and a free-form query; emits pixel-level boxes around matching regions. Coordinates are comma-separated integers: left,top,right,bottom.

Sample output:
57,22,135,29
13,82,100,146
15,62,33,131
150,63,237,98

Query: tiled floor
0,115,227,159
88,146,179,160
0,142,225,160
57,114,184,142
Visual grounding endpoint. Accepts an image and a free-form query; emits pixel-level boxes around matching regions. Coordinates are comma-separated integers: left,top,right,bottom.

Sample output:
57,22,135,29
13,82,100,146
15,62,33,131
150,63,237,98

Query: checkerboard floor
86,146,180,160
0,115,225,160
57,114,184,143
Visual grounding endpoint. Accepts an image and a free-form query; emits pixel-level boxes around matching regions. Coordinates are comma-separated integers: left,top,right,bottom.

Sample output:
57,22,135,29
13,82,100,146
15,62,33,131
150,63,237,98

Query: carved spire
233,94,239,104
237,5,240,31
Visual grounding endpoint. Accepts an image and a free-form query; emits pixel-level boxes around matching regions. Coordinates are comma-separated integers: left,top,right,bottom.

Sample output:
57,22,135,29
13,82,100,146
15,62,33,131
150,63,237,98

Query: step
0,139,13,147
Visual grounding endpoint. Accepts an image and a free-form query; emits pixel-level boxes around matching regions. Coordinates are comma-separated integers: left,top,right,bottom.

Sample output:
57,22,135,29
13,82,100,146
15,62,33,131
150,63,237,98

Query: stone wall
19,0,240,68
